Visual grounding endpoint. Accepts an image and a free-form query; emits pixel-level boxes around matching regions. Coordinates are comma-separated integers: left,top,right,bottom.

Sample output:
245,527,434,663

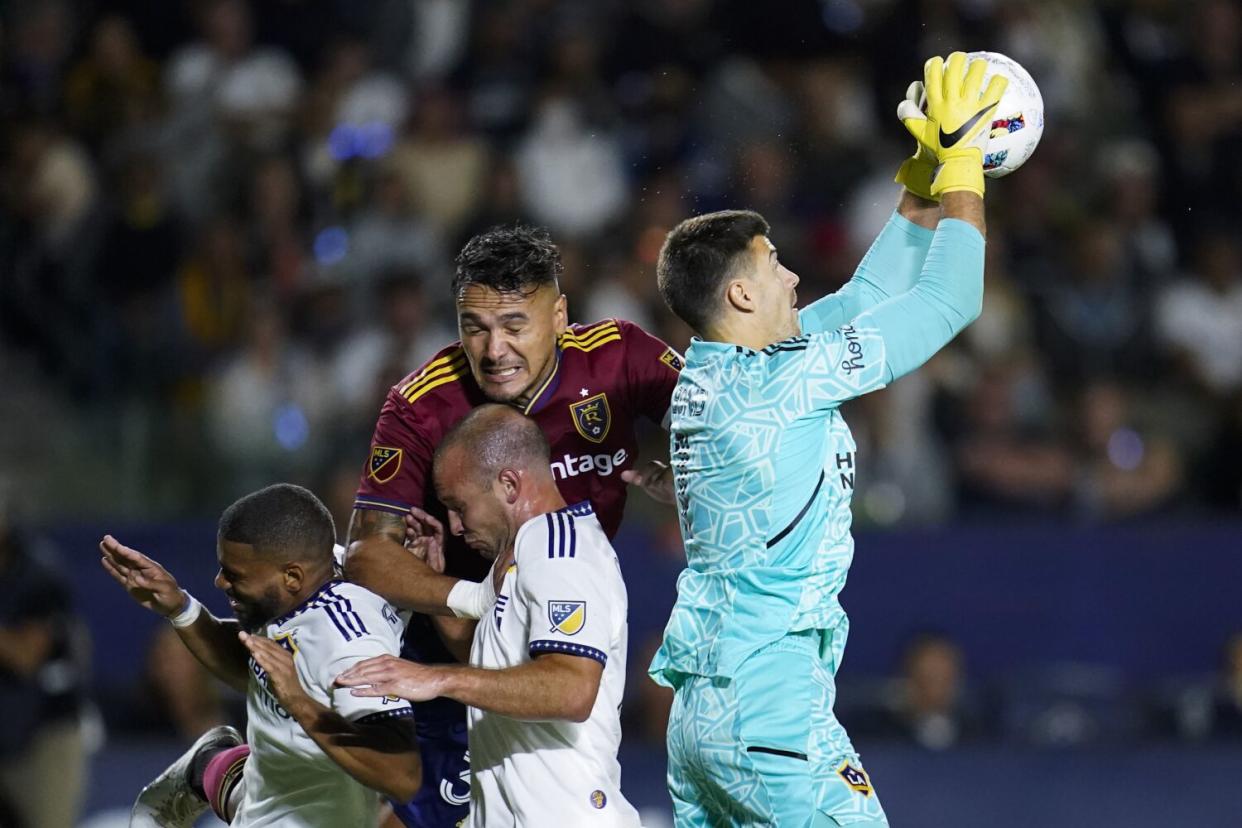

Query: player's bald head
434,404,552,486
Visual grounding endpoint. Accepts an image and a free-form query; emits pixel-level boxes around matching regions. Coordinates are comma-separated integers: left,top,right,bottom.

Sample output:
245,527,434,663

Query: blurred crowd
2,0,1242,524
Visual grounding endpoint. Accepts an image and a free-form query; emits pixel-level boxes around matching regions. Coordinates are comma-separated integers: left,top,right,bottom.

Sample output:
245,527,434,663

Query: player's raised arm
800,71,993,336
800,187,939,336
99,535,249,692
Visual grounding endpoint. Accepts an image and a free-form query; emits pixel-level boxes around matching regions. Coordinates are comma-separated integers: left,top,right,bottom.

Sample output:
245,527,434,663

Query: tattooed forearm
347,508,406,546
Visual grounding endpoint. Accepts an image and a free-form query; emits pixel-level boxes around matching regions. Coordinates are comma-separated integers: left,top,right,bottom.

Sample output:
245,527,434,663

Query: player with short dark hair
451,224,565,302
103,483,422,828
656,209,771,334
649,53,1003,826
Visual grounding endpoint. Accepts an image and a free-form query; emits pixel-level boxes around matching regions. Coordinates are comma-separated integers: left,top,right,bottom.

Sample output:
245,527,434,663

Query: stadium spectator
515,96,629,240
1073,379,1184,520
389,85,489,237
1034,218,1152,390
948,360,1075,517
330,269,454,423
62,15,160,151
1154,228,1242,400
344,167,446,299
204,300,333,491
861,633,989,750
0,488,89,828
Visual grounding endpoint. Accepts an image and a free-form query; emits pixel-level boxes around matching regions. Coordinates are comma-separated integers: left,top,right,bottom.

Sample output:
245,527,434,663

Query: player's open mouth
483,366,522,381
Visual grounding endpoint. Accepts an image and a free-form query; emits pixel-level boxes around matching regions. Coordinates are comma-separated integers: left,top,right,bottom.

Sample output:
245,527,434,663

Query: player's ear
282,561,305,594
553,292,568,335
497,468,521,504
724,278,755,314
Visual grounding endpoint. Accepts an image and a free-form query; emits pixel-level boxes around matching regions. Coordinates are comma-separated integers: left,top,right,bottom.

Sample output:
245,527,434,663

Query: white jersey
467,502,640,826
235,579,413,828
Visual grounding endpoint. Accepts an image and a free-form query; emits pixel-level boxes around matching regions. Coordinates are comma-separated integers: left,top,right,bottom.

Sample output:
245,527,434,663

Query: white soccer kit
234,579,413,828
467,502,640,826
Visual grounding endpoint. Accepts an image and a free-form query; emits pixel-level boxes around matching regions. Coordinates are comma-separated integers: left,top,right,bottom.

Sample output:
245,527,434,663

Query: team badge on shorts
590,790,607,809
368,446,403,483
548,600,586,635
570,393,611,443
837,760,873,797
660,347,684,372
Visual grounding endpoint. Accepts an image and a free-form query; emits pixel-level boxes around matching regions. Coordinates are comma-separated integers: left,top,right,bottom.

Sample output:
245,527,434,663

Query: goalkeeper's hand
898,52,1008,198
893,81,939,201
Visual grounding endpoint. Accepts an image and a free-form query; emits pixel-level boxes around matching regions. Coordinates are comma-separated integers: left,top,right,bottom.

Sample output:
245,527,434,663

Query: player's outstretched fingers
923,55,945,106
334,655,396,687
944,51,968,98
982,72,1008,107
100,553,131,585
101,535,151,570
963,54,987,102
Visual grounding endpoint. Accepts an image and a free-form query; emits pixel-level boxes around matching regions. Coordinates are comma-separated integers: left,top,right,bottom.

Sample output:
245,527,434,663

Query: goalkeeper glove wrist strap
931,154,985,198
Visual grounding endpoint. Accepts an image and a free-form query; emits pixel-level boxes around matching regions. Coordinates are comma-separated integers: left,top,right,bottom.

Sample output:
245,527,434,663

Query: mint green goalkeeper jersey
650,214,983,685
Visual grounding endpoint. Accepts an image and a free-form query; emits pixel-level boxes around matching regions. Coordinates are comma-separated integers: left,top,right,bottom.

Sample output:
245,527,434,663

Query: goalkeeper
649,53,1004,826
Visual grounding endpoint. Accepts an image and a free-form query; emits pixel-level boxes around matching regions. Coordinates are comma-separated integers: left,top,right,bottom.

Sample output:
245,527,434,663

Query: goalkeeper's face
744,235,801,343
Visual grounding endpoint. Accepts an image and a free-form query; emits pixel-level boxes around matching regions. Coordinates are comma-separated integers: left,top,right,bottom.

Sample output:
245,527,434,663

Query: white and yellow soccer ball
965,51,1044,178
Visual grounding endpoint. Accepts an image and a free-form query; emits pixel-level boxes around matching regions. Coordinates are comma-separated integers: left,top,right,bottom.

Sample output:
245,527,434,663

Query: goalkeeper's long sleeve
854,217,985,382
798,211,935,334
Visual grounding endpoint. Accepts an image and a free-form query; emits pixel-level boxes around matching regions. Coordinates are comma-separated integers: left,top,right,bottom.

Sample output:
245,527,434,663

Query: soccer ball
966,51,1044,178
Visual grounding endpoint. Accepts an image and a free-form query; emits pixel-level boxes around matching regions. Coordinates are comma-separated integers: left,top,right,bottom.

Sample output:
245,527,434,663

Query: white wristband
446,578,493,620
169,591,203,628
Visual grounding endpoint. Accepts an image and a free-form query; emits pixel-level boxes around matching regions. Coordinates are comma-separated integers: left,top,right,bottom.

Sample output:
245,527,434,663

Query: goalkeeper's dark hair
657,209,771,333
218,484,336,564
452,224,563,298
434,404,551,484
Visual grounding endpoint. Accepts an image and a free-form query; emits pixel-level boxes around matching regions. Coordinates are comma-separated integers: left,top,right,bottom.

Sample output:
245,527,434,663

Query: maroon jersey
354,318,681,575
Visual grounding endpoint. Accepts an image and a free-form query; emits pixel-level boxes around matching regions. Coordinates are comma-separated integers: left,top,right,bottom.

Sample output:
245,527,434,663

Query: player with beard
103,484,422,827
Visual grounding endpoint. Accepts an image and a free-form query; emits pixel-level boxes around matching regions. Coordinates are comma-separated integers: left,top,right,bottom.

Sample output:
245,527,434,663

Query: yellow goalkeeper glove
898,52,1008,198
893,81,939,201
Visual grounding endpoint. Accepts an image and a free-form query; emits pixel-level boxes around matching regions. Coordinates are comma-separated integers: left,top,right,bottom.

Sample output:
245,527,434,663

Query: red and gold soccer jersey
354,318,681,569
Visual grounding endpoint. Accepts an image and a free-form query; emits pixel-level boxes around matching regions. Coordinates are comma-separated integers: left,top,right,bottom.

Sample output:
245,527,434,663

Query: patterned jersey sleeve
353,388,437,517
757,322,889,415
516,511,622,668
307,587,414,725
618,319,682,429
